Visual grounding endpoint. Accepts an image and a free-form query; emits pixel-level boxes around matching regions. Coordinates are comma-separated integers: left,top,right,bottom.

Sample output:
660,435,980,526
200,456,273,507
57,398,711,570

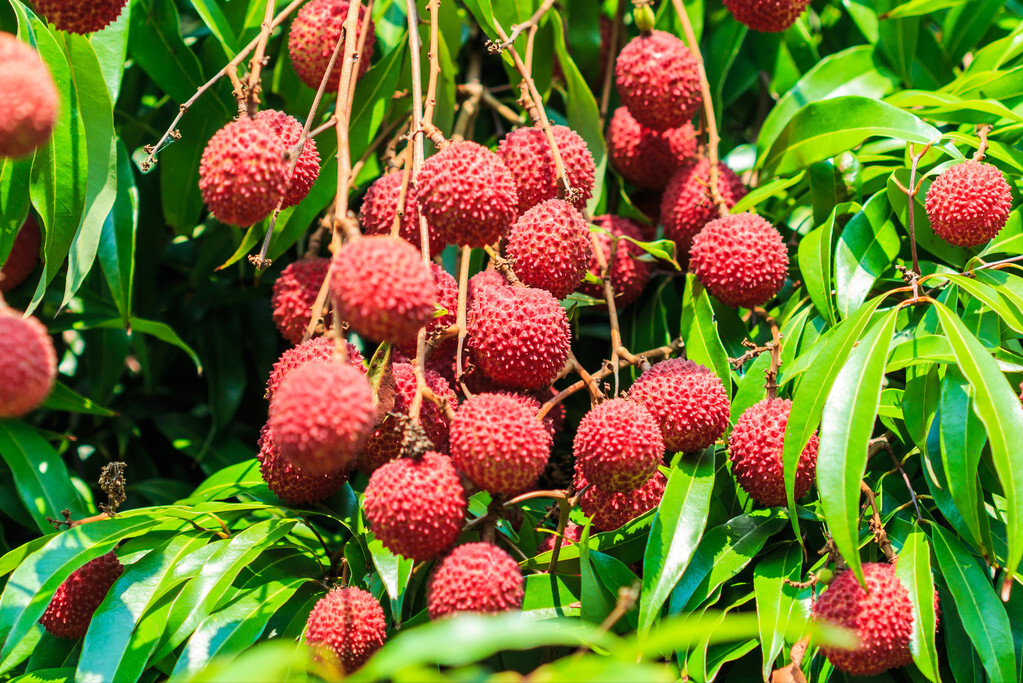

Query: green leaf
367,537,414,623
0,155,32,265
942,273,1023,336
879,0,968,19
189,0,239,53
41,381,116,417
834,193,898,319
894,526,940,683
798,203,860,326
87,317,202,373
679,275,731,401
97,142,137,327
754,545,807,680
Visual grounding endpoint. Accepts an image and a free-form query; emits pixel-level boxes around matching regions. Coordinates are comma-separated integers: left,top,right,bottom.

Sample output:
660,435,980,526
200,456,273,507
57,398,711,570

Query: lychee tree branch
599,1,627,125
331,0,368,247
752,307,782,399
244,0,279,115
491,0,558,53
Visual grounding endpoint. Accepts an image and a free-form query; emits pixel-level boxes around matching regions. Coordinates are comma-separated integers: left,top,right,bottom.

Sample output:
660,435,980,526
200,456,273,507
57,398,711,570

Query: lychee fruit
254,109,320,209
925,160,1012,247
615,30,701,132
492,391,559,439
812,562,919,676
258,422,348,505
359,171,444,256
265,336,364,402
329,235,436,343
467,269,508,303
574,463,667,532
728,398,818,507
505,199,593,300
39,551,123,638
415,141,518,247
661,158,747,255
608,106,697,190
288,0,376,90
449,392,552,495
426,542,524,619
536,522,583,553
690,212,789,309
1,214,41,292
271,258,331,345
0,308,56,418
268,359,375,474
467,285,570,391
0,33,59,158
396,263,457,358
30,0,127,34
304,587,385,674
579,215,652,309
363,452,467,561
574,398,664,493
356,362,456,473
497,125,596,213
198,117,289,226
629,358,730,454
724,0,811,32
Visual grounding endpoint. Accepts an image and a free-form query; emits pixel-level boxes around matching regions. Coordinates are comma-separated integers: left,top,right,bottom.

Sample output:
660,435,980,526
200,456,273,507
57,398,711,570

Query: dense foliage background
2,0,1023,680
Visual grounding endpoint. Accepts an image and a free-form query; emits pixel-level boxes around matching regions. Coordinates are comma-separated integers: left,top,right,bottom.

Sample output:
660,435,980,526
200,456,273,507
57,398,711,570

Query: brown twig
753,307,782,399
599,3,627,124
456,245,472,396
972,124,992,162
870,433,923,524
244,0,278,115
860,481,896,562
331,1,368,247
891,141,935,279
453,47,484,140
487,0,557,53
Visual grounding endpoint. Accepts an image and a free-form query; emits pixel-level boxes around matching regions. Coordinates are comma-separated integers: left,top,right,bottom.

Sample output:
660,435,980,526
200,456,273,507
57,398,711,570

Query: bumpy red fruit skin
265,336,364,402
608,107,697,191
450,393,552,495
416,141,518,247
0,33,58,158
0,309,56,418
254,110,320,209
271,259,331,345
690,212,789,309
363,452,467,561
812,563,918,677
467,270,508,303
580,215,652,309
497,125,596,213
616,31,701,132
258,422,347,504
357,362,456,473
467,285,571,391
729,398,817,507
1,215,40,292
330,236,436,343
288,0,375,89
536,522,583,553
661,158,747,256
574,398,664,493
574,463,667,532
31,0,127,34
268,360,374,474
723,0,810,32
304,587,386,674
506,199,593,299
199,118,289,226
427,542,524,619
396,263,457,358
629,359,730,454
39,551,123,638
925,160,1012,247
360,172,445,256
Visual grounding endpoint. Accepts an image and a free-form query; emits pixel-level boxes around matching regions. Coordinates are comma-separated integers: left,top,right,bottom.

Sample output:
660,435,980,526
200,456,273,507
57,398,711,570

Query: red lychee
579,215,652,309
426,542,524,619
31,0,127,34
574,398,664,493
288,0,375,90
728,398,818,507
329,235,436,343
1,214,40,292
690,212,789,309
615,30,701,132
449,392,552,495
0,308,56,418
491,391,559,439
363,452,467,561
629,359,730,454
39,551,123,638
396,263,457,358
415,141,518,247
198,117,289,227
467,269,508,303
0,33,58,158
304,587,386,674
574,463,667,532
608,106,697,191
272,258,331,345
506,199,593,300
359,172,445,256
268,360,374,474
497,125,596,213
723,0,811,32
536,522,583,553
467,285,570,391
254,109,320,209
258,422,348,505
925,160,1012,247
265,336,364,402
661,158,747,256
812,563,920,677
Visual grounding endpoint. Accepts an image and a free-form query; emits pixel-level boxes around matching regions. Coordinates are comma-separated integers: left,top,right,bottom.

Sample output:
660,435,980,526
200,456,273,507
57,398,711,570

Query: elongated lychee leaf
894,526,941,683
